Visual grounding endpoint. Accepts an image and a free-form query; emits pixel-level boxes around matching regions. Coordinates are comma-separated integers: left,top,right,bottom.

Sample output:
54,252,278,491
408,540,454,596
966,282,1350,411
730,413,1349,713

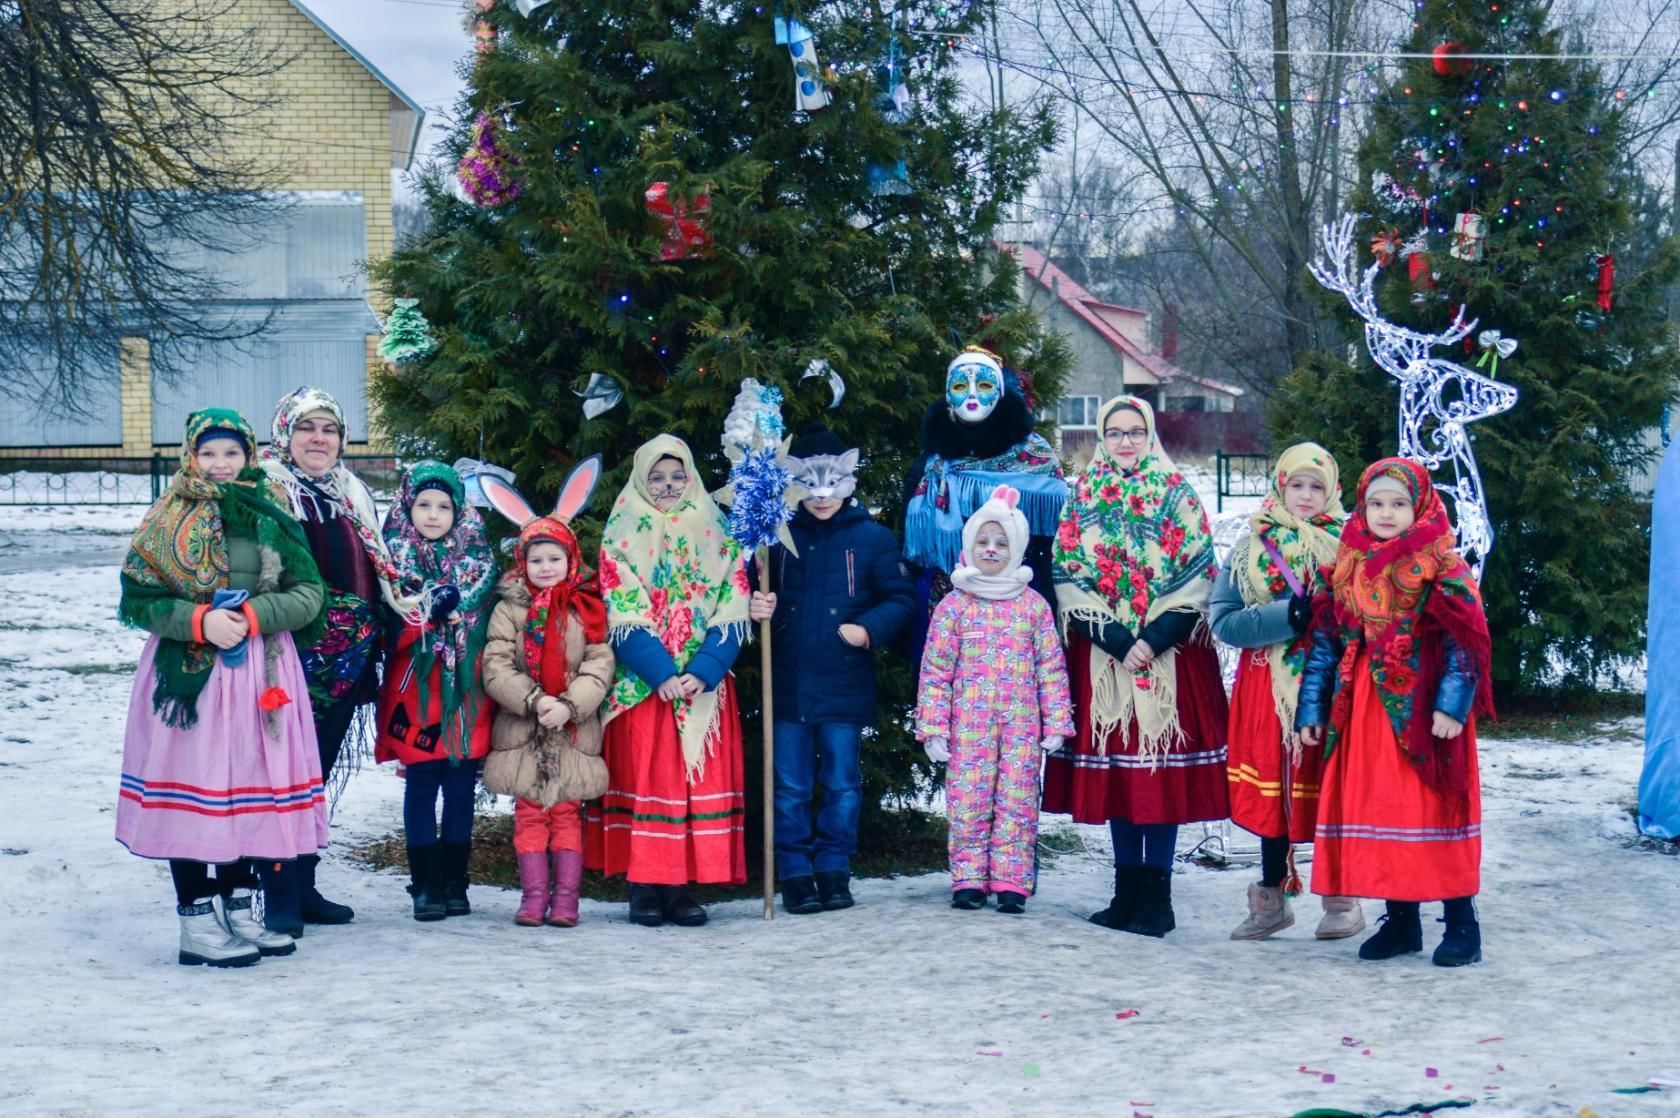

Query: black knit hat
789,421,849,459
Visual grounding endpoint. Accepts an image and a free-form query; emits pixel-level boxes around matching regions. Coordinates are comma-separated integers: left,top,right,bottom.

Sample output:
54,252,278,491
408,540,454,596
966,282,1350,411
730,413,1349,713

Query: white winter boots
222,889,297,956
1231,884,1368,941
176,892,297,967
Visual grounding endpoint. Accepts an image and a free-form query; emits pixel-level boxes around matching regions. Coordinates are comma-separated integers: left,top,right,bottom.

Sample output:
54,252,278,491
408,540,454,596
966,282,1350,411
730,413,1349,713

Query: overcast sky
299,0,474,195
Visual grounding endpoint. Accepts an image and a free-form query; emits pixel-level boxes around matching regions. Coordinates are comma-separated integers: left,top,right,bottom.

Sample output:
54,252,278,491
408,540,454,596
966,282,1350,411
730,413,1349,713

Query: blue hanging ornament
773,11,829,113
867,12,912,197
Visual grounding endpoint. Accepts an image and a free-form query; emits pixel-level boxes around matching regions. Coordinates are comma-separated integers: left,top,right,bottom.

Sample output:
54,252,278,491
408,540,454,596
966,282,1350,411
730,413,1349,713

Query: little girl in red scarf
481,465,615,927
1297,457,1495,967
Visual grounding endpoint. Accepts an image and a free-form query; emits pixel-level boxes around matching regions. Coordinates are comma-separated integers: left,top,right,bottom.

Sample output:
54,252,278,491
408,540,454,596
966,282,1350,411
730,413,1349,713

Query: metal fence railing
1214,449,1271,514
0,454,403,506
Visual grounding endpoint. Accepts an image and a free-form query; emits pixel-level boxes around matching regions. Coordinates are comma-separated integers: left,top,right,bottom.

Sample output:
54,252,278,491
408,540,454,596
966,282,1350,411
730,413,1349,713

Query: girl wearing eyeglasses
1042,395,1230,937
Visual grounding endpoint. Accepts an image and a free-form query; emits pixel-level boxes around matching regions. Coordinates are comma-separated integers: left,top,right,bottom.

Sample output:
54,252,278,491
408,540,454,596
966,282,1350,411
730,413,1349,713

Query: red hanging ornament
1371,228,1401,268
1595,253,1615,313
644,182,713,261
1433,42,1473,78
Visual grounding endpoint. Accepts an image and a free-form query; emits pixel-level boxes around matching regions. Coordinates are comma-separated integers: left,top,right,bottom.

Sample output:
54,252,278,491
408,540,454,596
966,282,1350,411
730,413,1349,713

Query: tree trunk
1270,0,1311,370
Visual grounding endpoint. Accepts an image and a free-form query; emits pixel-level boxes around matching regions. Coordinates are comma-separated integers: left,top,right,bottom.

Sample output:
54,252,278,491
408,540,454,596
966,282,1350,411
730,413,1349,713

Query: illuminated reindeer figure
1310,215,1519,576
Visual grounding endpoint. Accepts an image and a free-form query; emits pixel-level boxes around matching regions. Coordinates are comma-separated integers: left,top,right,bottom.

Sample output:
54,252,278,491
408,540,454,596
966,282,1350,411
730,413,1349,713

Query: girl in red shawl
1296,458,1495,967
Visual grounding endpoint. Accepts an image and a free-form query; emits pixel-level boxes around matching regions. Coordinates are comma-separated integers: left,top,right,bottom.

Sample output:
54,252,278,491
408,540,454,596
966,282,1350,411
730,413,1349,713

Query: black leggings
1260,836,1290,888
169,860,258,906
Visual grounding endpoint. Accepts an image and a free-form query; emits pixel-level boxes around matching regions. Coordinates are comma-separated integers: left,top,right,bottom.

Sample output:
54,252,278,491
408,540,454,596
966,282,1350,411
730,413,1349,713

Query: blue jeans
772,721,863,878
404,759,479,847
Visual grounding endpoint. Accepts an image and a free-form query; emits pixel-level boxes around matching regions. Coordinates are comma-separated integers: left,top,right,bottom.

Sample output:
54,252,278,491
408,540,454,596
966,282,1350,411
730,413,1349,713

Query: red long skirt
584,680,747,887
1227,649,1322,842
1311,650,1481,901
1041,632,1230,825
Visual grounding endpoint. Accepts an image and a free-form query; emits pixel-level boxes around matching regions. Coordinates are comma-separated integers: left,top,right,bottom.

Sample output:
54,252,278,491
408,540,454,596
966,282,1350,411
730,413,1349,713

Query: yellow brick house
0,0,424,456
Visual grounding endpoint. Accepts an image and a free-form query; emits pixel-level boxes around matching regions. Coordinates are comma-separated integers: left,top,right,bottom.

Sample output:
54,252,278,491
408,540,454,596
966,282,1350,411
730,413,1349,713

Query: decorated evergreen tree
373,1,1067,833
377,298,437,365
1268,0,1680,695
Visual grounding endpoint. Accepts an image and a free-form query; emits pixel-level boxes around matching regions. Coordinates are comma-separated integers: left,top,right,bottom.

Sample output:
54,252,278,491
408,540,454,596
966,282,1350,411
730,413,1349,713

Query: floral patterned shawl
1323,457,1494,794
1052,395,1215,757
1228,442,1345,734
598,434,750,781
382,461,499,760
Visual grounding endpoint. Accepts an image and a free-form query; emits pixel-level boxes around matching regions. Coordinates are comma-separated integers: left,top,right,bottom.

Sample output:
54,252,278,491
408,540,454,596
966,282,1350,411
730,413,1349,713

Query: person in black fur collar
901,346,1066,670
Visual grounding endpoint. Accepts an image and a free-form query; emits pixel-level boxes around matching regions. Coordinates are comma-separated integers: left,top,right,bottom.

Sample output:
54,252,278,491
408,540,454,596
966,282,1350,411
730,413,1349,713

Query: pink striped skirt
116,632,329,863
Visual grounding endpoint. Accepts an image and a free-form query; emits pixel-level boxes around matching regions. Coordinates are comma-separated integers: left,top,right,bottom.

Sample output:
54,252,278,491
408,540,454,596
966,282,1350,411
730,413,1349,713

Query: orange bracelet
239,602,261,638
191,604,211,644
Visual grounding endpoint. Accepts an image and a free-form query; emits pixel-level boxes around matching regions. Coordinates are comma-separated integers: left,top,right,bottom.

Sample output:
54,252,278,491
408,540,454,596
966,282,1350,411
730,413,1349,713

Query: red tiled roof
1001,242,1243,398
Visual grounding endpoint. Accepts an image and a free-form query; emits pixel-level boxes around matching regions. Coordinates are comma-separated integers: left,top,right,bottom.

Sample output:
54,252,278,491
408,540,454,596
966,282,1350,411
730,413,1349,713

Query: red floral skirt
1311,651,1481,901
1041,632,1230,825
1227,650,1322,842
584,680,747,886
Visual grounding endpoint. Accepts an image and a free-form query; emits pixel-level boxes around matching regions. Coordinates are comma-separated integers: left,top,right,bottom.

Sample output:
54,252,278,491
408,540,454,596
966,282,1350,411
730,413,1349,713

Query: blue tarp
1639,436,1680,839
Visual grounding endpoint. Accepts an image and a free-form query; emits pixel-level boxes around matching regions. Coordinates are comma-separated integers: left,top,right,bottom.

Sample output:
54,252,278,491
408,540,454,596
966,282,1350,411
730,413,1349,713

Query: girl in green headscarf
116,408,328,968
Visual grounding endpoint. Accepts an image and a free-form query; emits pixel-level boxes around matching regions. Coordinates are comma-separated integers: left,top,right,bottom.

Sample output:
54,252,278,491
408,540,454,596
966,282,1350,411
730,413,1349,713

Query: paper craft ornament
451,458,518,509
644,182,712,261
799,358,846,409
377,298,437,365
1450,213,1485,262
513,0,551,15
774,16,830,112
574,372,624,420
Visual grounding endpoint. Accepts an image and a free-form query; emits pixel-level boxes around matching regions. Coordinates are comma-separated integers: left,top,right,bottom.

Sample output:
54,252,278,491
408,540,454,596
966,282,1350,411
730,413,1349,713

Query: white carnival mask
946,351,1004,425
789,449,859,502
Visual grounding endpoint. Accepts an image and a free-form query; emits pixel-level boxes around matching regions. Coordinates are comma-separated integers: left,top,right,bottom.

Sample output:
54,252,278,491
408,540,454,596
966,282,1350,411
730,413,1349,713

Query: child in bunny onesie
915,484,1074,913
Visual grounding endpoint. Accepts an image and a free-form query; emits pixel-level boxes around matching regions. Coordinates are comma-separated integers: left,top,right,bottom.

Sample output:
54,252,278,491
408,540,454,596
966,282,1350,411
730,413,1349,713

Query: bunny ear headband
481,455,604,531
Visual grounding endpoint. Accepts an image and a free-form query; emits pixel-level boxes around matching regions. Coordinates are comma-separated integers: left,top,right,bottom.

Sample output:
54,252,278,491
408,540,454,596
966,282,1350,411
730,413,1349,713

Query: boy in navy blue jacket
749,423,915,914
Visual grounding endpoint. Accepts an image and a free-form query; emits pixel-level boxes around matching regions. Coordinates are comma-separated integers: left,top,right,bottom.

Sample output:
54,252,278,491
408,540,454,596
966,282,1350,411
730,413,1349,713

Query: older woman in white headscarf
256,386,417,933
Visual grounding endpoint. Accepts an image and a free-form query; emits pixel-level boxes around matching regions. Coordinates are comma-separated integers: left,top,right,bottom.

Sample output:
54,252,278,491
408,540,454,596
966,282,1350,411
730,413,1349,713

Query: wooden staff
757,544,775,919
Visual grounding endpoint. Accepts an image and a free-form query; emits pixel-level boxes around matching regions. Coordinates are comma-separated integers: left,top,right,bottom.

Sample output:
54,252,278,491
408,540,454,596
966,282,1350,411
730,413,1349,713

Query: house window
1054,395,1102,429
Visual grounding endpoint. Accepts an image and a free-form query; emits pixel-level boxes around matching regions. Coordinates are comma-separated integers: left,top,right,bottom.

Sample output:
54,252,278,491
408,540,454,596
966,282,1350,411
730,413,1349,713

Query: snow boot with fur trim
1230,882,1294,940
1315,896,1367,940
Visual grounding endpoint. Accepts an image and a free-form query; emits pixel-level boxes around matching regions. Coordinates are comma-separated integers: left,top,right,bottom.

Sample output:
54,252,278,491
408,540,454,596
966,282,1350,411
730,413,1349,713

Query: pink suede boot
547,850,583,927
514,852,549,927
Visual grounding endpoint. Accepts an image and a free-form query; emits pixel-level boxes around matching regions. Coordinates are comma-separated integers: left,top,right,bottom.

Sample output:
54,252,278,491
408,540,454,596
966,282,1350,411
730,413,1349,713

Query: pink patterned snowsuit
916,588,1074,895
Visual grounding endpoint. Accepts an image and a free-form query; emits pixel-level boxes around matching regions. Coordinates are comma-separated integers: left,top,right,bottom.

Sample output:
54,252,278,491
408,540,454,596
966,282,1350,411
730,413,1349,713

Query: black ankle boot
996,891,1027,914
781,876,824,915
1088,864,1140,930
1359,901,1424,960
815,871,854,911
627,884,664,927
1433,897,1482,967
440,842,472,916
298,854,354,925
660,885,707,927
1121,866,1176,938
950,888,986,910
405,845,446,922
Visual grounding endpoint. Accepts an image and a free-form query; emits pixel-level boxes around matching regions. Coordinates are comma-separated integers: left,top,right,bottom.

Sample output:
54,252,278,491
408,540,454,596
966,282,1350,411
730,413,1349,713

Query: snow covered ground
3,499,1678,1118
